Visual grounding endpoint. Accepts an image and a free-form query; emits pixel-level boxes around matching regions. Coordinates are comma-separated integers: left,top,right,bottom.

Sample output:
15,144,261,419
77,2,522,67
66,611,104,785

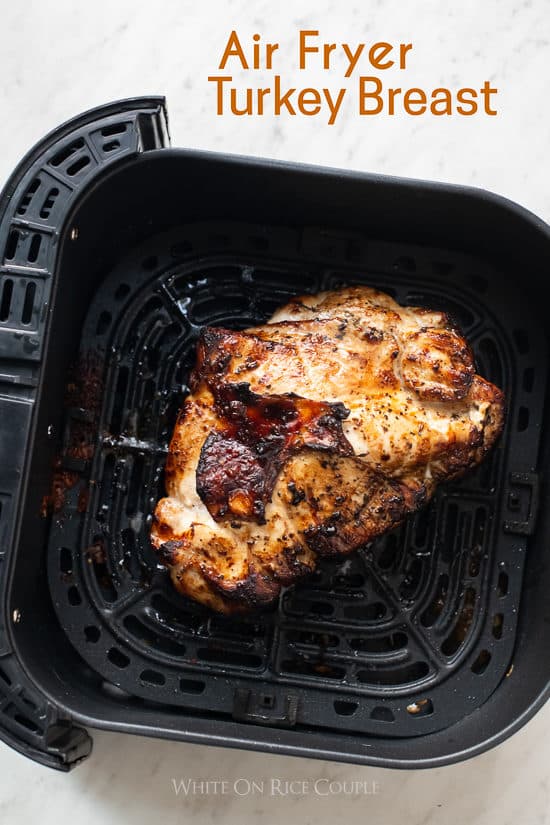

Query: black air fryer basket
0,97,549,770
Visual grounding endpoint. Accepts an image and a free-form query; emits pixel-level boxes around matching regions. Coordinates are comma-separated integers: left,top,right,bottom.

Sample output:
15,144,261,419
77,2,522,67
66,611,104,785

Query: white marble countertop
1,0,550,822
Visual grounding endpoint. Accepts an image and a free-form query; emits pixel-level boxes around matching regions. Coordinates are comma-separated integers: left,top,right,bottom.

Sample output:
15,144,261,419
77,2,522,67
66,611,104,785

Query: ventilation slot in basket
4,230,19,261
40,187,60,219
17,178,41,216
50,138,85,168
0,280,13,321
27,235,41,264
101,123,127,137
21,282,36,325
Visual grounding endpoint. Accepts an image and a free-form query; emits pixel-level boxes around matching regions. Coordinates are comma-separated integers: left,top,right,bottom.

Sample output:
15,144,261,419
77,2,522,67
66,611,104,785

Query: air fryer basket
0,97,549,770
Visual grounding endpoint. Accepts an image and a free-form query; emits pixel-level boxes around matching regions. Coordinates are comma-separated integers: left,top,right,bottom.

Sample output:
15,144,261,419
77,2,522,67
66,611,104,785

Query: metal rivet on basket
406,698,431,715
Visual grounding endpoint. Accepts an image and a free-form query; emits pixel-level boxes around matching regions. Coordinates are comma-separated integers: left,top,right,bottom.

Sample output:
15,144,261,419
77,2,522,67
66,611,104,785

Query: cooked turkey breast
151,286,505,614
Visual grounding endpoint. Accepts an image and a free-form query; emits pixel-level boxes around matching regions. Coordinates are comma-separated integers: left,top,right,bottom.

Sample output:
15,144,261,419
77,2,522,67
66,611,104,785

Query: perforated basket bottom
47,221,545,738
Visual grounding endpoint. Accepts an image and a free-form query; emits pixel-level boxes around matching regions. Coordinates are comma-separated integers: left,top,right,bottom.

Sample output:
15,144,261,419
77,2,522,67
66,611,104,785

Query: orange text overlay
207,30,498,125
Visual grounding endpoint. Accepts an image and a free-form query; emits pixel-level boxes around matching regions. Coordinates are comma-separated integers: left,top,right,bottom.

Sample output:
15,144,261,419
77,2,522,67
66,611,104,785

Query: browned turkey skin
151,286,505,614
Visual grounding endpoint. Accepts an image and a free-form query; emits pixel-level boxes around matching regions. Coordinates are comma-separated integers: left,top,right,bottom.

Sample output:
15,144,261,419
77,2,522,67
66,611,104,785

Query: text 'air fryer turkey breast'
150,286,505,614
